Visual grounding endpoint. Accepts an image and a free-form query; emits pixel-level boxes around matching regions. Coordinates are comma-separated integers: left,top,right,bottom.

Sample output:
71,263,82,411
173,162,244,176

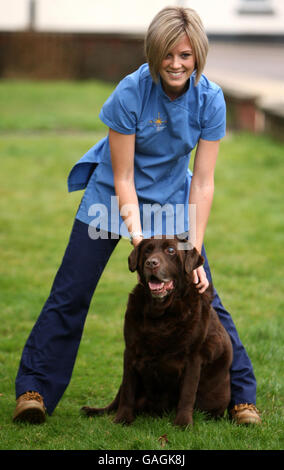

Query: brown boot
13,391,46,424
230,403,261,425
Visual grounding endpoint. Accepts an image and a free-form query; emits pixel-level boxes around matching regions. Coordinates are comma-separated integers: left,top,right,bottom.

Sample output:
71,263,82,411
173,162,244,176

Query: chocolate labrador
81,237,233,426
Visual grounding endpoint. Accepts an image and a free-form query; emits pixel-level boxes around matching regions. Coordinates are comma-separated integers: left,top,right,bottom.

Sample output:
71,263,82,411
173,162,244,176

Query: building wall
0,0,284,35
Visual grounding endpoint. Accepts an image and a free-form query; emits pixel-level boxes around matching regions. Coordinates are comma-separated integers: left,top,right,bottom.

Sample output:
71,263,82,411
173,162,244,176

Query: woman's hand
132,236,144,248
192,265,209,293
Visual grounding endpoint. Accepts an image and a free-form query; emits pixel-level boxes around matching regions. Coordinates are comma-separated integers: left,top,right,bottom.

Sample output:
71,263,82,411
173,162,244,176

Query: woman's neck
161,79,190,101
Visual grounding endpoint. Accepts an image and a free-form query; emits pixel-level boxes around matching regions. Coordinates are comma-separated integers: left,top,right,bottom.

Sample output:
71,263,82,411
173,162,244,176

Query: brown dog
82,237,233,427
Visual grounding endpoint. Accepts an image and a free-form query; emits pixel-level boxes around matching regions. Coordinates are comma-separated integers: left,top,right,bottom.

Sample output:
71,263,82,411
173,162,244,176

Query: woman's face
159,34,196,99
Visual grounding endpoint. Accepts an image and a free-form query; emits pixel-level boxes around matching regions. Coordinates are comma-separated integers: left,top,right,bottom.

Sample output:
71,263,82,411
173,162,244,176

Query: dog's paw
80,406,104,417
113,408,134,425
174,412,194,428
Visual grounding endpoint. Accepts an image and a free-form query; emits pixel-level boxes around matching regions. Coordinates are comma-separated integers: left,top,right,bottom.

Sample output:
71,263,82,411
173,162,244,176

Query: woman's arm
189,138,220,292
109,128,143,247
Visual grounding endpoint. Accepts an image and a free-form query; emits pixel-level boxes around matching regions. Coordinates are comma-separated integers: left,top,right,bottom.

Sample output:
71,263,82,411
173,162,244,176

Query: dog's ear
184,247,204,274
128,245,140,272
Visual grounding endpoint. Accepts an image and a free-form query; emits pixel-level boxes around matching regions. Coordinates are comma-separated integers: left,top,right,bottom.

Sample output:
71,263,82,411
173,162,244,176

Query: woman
13,6,261,425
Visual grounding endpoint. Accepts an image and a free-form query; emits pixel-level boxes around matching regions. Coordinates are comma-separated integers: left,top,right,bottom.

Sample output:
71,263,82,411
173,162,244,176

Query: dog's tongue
148,280,174,292
149,280,165,291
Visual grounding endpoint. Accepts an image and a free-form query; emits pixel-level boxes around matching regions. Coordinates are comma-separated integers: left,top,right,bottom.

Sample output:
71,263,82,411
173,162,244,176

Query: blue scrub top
68,64,226,238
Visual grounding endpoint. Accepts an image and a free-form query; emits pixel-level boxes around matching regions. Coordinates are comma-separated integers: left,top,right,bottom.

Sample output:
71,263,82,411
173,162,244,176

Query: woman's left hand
192,265,209,294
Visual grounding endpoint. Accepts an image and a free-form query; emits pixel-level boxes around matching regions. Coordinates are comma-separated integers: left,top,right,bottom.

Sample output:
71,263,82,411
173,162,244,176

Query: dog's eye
166,247,176,255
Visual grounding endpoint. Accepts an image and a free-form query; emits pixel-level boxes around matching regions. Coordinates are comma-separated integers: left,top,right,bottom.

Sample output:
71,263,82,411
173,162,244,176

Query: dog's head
128,236,204,302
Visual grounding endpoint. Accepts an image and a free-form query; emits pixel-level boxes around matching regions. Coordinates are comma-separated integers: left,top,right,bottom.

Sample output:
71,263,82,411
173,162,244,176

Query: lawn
0,80,283,451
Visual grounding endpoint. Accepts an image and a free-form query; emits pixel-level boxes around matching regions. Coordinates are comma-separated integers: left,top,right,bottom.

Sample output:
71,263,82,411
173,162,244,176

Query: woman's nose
170,55,181,69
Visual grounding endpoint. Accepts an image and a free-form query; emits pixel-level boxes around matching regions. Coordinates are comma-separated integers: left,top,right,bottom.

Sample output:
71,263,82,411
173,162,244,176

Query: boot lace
22,391,43,403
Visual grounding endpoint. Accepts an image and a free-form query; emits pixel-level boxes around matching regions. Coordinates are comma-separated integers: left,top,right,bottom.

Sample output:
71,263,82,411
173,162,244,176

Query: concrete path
204,41,284,113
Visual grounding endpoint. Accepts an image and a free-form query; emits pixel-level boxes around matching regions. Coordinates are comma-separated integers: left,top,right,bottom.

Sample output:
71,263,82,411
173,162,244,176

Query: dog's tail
81,386,121,417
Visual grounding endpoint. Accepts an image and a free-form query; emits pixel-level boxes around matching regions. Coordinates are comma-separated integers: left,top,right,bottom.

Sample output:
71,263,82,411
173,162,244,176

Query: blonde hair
144,6,209,85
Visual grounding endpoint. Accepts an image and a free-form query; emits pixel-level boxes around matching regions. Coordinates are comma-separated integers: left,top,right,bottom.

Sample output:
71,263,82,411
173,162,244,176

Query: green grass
0,80,283,450
0,79,115,132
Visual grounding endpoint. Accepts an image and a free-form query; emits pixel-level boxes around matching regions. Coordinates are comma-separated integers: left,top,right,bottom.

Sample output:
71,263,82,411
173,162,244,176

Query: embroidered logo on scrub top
149,113,167,132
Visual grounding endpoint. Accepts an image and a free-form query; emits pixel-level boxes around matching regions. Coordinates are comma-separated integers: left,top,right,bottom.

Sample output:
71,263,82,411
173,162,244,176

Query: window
237,0,275,15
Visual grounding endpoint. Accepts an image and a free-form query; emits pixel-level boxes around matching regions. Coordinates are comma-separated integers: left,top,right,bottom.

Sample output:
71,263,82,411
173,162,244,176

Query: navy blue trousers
15,219,257,415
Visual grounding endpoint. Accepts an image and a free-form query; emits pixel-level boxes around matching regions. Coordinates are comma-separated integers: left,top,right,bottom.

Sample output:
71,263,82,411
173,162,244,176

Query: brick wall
0,31,145,81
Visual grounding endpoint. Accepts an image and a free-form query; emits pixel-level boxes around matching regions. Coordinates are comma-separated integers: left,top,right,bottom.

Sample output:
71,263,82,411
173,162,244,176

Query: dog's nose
145,257,160,269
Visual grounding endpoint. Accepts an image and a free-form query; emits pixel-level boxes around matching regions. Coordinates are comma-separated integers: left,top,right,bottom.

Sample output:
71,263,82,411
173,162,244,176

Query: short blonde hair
145,6,209,85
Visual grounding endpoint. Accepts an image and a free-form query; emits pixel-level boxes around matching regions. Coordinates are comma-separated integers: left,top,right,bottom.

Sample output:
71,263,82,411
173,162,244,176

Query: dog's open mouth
147,275,174,298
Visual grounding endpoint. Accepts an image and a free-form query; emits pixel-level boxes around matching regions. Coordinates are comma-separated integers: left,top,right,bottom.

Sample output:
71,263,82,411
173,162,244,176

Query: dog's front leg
174,355,202,427
114,350,136,425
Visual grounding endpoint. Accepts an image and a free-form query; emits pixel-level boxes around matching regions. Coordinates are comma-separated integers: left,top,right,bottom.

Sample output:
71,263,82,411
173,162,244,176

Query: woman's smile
167,71,186,78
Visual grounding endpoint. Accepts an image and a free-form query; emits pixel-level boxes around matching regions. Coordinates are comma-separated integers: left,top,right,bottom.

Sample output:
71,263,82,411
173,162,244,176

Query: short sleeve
99,75,141,135
200,88,226,141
